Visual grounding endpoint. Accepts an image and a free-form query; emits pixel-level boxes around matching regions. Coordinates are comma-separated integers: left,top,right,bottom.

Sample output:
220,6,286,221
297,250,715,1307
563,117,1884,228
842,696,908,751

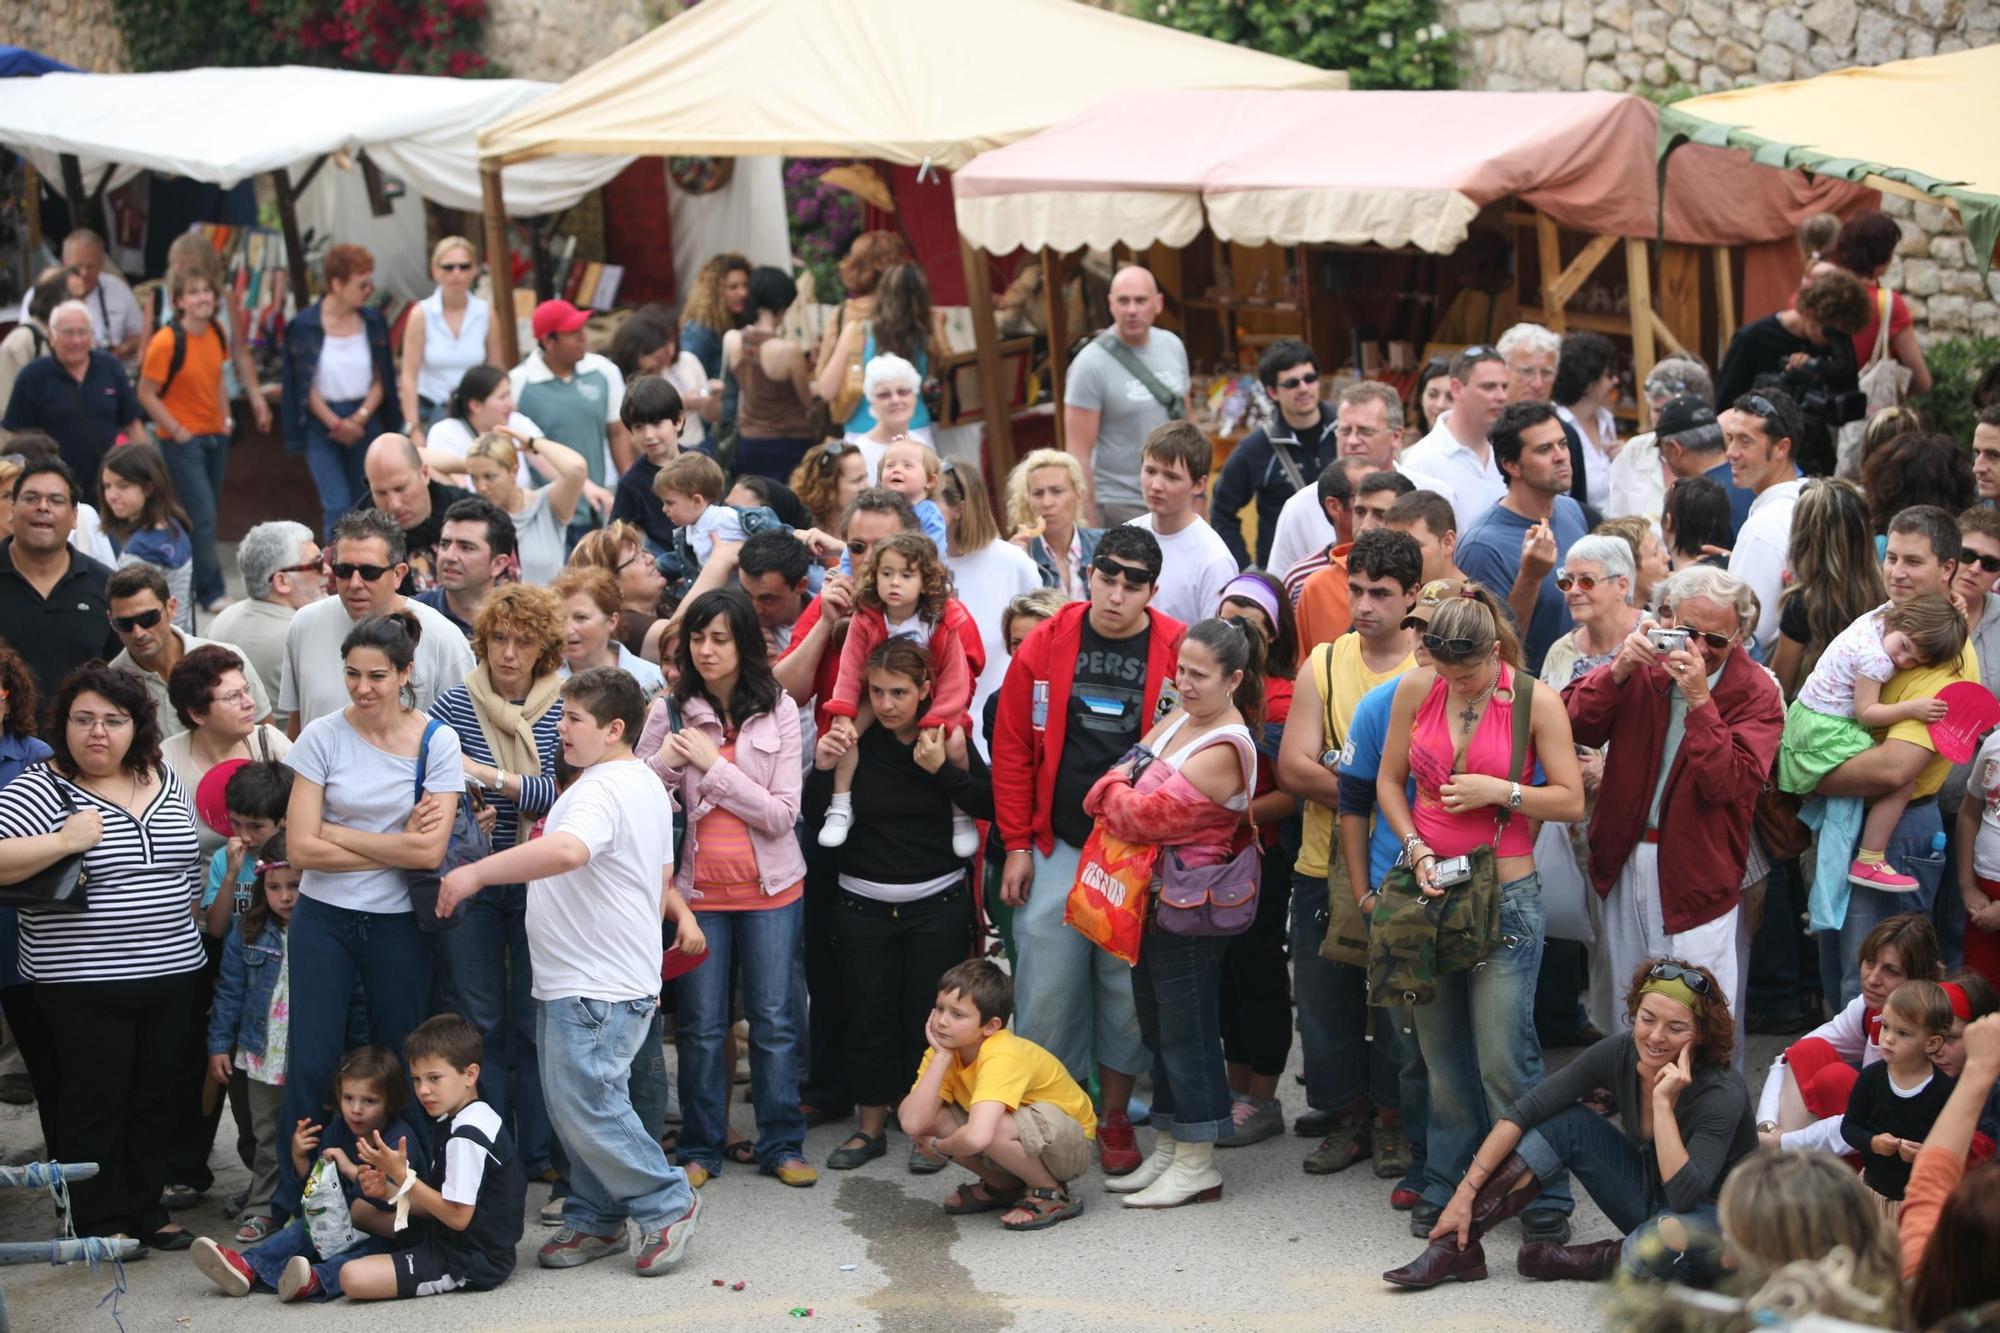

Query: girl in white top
401,236,501,438
460,427,588,588
420,365,536,489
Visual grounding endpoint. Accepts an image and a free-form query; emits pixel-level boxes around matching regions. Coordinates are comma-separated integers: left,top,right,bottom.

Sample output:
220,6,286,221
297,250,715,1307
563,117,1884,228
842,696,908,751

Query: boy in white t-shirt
436,667,707,1278
1123,420,1239,626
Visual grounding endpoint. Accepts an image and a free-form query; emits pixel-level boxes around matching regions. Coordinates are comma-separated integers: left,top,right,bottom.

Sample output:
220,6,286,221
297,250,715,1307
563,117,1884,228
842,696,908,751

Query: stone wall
1441,0,2000,339
1,0,127,72
483,0,656,82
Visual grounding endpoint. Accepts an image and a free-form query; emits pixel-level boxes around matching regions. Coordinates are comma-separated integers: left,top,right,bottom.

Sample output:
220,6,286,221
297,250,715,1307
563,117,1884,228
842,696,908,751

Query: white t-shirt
664,349,709,451
314,332,374,401
285,709,464,913
279,595,477,730
527,758,675,1003
1796,608,1893,719
426,410,538,488
1969,729,2000,880
1728,476,1803,661
70,502,116,566
945,539,1043,760
1125,512,1237,628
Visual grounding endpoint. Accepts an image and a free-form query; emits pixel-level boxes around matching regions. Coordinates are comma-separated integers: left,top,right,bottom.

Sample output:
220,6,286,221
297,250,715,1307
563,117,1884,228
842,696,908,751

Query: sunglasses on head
331,562,395,583
1275,370,1320,391
1962,548,2000,574
1670,623,1735,650
112,608,163,633
815,444,858,473
1554,572,1608,592
1744,394,1780,418
1647,961,1712,995
1093,558,1155,590
1420,633,1484,661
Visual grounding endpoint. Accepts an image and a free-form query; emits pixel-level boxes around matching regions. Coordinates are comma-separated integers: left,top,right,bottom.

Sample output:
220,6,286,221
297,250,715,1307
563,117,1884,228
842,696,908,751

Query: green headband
1640,976,1704,1013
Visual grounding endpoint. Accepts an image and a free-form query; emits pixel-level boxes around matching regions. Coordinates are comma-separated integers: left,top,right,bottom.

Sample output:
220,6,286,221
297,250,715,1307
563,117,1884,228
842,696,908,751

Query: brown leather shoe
1517,1238,1624,1282
1382,1238,1488,1288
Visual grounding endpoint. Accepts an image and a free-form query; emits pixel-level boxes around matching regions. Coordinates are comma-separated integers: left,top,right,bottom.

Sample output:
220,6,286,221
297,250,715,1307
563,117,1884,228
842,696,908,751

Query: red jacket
1563,649,1782,934
992,602,1186,856
823,597,985,729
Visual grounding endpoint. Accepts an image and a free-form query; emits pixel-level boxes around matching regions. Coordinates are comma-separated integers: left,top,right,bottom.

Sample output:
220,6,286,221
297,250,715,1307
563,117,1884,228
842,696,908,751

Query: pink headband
1219,575,1281,628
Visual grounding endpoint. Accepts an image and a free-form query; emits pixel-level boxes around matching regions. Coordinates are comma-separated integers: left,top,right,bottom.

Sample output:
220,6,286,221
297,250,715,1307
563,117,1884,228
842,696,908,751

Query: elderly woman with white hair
1540,534,1642,691
1003,448,1102,600
842,353,933,481
207,520,325,719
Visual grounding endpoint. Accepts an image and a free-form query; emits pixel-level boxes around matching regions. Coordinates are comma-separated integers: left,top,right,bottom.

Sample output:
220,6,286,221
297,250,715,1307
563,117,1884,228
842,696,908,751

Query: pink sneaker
1848,858,1919,891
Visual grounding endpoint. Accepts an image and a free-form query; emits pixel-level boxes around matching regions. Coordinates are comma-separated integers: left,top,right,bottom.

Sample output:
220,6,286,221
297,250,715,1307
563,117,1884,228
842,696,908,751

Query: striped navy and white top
0,763,207,984
428,684,560,853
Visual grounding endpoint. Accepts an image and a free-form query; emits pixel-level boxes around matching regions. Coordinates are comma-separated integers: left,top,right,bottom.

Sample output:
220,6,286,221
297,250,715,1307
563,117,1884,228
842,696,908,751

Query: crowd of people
1,212,1999,1326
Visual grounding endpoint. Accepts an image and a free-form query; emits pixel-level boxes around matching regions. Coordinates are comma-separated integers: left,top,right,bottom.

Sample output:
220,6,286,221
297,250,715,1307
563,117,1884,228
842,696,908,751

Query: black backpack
157,318,228,399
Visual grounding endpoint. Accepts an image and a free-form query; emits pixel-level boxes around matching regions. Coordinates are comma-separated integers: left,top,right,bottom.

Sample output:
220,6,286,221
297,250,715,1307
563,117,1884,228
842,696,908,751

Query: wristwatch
1757,1120,1779,1135
482,768,509,794
1507,781,1523,811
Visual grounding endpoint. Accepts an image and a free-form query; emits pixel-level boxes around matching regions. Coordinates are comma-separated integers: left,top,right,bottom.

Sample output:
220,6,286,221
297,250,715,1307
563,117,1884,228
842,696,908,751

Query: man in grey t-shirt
1063,267,1190,527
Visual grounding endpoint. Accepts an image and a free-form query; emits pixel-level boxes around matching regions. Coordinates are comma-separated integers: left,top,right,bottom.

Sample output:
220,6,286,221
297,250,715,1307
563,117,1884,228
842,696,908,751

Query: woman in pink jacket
639,586,814,1189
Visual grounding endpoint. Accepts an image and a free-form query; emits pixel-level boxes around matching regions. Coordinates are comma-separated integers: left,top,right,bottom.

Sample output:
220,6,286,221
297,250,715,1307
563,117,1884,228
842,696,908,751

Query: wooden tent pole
483,162,520,367
961,235,1014,480
268,167,313,308
1625,237,1657,432
1042,247,1069,452
1536,212,1567,333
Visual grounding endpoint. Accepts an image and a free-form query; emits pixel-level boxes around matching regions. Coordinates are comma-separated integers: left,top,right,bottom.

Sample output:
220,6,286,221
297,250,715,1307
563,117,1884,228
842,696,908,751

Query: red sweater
823,597,984,729
991,602,1185,856
1563,649,1782,934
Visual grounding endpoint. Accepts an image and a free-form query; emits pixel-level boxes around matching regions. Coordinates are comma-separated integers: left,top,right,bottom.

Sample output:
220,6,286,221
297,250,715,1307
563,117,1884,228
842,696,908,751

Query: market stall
476,0,1343,472
954,88,1875,441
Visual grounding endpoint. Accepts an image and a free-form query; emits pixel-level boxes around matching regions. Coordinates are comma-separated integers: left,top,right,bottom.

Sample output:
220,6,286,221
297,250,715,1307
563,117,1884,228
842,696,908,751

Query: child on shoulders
876,436,948,556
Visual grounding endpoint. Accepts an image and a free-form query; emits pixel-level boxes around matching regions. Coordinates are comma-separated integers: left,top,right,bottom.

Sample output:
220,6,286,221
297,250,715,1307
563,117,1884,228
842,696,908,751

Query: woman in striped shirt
0,662,208,1251
427,583,566,1188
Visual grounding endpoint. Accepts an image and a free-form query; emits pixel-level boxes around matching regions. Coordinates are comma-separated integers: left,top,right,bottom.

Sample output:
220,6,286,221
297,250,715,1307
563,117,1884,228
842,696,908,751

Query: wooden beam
1646,308,1690,360
960,235,1014,481
1041,247,1069,451
1713,246,1737,350
482,162,519,368
1547,233,1620,313
22,161,40,254
1625,237,1657,432
268,167,313,309
1536,212,1567,333
292,153,332,199
58,152,87,226
1514,307,1642,338
1657,243,1702,362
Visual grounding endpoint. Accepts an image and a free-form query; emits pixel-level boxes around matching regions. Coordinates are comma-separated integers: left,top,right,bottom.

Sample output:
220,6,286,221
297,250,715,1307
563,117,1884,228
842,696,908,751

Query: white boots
1107,1137,1224,1208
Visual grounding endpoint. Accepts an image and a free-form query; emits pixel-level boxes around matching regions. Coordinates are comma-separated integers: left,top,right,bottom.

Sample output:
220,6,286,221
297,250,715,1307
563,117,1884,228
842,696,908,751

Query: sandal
943,1181,1022,1215
235,1215,275,1243
722,1138,757,1166
1000,1186,1084,1232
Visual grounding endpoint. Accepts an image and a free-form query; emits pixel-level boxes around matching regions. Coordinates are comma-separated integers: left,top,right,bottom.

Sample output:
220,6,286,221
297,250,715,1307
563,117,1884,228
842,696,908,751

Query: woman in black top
1384,956,1757,1291
813,638,992,1174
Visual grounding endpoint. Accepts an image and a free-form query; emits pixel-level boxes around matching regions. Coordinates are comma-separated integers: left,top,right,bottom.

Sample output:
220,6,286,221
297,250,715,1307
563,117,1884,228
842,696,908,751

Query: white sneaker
817,800,853,848
950,811,980,858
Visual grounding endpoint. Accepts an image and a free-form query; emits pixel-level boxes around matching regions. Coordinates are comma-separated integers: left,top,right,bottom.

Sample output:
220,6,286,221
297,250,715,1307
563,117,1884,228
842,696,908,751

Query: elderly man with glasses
1562,563,1783,1055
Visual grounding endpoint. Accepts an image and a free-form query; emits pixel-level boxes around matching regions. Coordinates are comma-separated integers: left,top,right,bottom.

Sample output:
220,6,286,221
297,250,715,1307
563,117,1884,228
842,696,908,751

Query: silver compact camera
1431,855,1472,888
1647,627,1690,654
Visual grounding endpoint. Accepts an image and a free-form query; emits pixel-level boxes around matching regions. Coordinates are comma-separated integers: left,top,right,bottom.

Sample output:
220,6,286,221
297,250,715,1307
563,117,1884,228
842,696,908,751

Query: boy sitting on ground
899,960,1097,1232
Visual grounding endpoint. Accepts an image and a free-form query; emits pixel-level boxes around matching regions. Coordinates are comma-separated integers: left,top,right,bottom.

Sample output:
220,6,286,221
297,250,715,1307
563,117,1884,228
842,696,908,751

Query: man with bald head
1063,265,1191,527
16,229,145,359
2,300,144,486
362,433,473,594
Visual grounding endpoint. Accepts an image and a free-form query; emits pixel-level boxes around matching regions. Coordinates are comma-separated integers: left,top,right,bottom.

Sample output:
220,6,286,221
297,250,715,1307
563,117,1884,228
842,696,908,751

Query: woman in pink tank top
1372,581,1586,1251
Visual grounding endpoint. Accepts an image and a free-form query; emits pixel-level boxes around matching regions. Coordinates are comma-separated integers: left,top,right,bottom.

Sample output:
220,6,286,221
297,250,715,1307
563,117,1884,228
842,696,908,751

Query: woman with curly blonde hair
1004,448,1101,600
681,253,751,427
790,441,869,532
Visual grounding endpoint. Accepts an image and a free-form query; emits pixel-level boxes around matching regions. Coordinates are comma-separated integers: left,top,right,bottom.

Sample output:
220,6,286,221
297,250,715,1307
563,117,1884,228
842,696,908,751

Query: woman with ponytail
1085,616,1265,1211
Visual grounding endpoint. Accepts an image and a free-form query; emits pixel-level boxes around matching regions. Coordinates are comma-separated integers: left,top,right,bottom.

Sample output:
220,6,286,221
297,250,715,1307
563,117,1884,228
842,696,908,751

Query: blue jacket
206,916,287,1061
1028,527,1104,592
279,301,397,454
1211,403,1337,569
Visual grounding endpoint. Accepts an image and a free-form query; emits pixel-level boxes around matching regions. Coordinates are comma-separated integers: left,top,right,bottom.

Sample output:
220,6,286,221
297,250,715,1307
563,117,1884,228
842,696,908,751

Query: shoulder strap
256,725,273,765
1868,286,1893,365
1094,332,1185,420
414,717,442,806
1269,431,1308,493
1496,671,1534,833
159,320,189,399
1318,643,1337,748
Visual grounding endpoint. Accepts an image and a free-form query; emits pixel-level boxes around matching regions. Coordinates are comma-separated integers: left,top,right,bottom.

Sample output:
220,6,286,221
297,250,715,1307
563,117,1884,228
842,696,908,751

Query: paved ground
0,1030,1789,1332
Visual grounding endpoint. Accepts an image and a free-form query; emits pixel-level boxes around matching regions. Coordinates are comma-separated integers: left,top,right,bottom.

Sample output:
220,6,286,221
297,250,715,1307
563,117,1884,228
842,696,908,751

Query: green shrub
1911,333,2000,444
1145,0,1458,90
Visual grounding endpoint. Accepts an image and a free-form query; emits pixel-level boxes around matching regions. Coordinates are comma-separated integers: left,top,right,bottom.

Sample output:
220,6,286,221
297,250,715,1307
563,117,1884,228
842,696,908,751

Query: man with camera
1715,269,1872,477
1562,564,1784,1048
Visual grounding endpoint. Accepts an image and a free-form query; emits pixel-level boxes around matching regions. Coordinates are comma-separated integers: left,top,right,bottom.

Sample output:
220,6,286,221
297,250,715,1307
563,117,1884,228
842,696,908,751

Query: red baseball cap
195,759,252,838
531,299,590,342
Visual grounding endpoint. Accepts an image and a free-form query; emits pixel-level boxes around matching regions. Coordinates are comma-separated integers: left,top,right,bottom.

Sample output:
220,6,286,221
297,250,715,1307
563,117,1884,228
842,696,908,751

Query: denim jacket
1028,526,1104,594
279,301,397,454
206,917,287,1060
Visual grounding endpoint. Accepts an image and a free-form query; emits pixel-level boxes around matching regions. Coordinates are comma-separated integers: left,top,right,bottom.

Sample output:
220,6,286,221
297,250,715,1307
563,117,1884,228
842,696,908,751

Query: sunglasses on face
1555,572,1610,592
331,562,395,583
275,558,323,577
1275,370,1319,391
1420,633,1483,661
1092,559,1155,591
1671,623,1735,650
1962,548,2000,574
438,261,474,273
1647,961,1712,995
846,539,872,558
112,608,163,632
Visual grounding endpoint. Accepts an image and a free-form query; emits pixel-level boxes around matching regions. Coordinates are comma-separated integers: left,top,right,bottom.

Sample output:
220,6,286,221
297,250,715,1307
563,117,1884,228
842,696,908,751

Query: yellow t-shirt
1878,642,1981,799
913,1029,1098,1139
1296,635,1416,877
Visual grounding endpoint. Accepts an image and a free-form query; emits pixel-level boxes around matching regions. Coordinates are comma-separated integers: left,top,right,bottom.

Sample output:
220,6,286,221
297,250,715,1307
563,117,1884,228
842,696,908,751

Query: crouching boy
899,960,1097,1231
339,1015,526,1300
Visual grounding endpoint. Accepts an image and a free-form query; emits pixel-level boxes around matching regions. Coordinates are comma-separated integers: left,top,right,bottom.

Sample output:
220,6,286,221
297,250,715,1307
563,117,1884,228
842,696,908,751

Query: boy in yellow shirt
900,960,1097,1232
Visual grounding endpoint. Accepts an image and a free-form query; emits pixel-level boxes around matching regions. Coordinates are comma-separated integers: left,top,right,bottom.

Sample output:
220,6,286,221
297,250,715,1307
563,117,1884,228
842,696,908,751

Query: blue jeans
1131,925,1232,1142
275,896,434,1218
437,883,558,1176
162,432,229,606
243,1217,395,1300
1012,840,1147,1082
1820,800,1947,1011
1517,1104,1728,1285
302,396,374,541
674,901,806,1172
1414,873,1573,1215
538,994,693,1234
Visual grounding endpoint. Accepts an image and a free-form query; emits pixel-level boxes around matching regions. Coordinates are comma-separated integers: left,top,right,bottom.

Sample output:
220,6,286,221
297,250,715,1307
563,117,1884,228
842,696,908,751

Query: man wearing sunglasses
993,525,1183,1176
1455,402,1590,674
1401,345,1512,534
105,564,272,739
0,456,120,708
1565,564,1782,1044
278,507,474,735
1211,341,1337,570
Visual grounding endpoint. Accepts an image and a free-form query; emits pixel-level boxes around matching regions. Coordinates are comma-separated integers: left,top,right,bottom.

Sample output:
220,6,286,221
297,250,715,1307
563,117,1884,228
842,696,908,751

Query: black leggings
835,884,973,1108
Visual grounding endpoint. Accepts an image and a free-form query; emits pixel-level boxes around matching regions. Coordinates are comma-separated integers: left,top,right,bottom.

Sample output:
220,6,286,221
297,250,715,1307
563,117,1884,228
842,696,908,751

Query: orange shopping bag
1063,824,1158,966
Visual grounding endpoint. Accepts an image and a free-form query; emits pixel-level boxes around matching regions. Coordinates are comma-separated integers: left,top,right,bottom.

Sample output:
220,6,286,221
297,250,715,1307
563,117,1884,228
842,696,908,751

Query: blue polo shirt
1456,495,1591,674
1336,678,1411,888
1,352,140,487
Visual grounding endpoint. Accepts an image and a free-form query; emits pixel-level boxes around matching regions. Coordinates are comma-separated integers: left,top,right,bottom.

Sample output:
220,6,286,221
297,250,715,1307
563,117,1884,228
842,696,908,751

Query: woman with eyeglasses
162,644,291,862
0,662,211,1251
1003,448,1102,601
1539,536,1642,692
568,521,671,662
1375,583,1587,1252
280,244,395,541
1384,956,1755,1290
823,264,943,443
399,237,501,445
843,353,931,479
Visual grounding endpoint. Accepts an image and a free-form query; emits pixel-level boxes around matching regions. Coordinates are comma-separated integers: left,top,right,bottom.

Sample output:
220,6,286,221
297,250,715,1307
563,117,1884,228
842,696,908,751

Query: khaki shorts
936,1101,1092,1183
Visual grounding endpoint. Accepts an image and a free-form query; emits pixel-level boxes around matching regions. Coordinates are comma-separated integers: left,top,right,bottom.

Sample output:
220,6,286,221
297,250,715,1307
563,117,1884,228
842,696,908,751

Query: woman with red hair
279,244,396,539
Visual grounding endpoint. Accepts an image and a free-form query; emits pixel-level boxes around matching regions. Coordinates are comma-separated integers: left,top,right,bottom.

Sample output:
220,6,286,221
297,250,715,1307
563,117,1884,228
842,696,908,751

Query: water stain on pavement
836,1174,1013,1331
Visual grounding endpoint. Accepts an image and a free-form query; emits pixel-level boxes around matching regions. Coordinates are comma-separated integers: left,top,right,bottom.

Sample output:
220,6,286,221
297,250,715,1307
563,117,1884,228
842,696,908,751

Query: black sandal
723,1138,756,1166
1000,1187,1084,1231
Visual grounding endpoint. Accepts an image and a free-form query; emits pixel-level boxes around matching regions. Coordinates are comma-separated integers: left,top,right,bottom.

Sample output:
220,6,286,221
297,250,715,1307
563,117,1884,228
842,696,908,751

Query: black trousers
800,767,851,1111
40,969,208,1236
165,936,224,1192
1219,830,1296,1077
835,884,974,1108
0,981,60,1150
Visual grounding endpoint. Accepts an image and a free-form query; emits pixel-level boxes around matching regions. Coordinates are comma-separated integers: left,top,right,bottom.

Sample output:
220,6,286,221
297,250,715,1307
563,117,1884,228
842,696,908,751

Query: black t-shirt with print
1052,618,1152,847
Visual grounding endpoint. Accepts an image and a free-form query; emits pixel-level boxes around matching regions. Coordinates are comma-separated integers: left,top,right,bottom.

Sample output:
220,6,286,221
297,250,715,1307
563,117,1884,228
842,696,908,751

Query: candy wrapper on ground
302,1154,363,1258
